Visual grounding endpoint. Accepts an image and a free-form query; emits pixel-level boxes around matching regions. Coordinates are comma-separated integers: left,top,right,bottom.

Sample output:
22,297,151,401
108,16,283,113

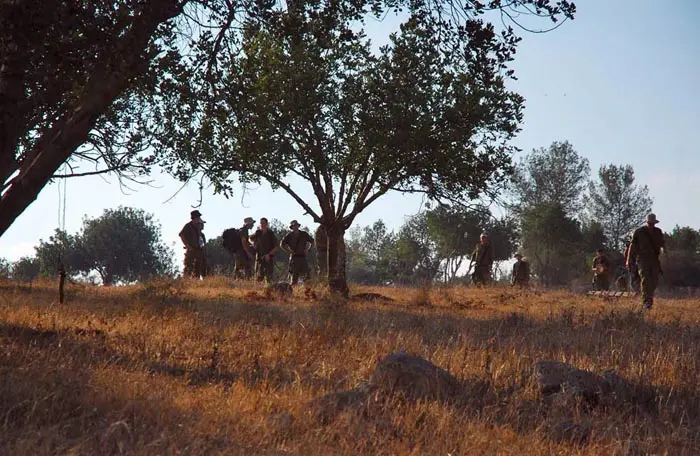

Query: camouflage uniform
314,225,328,279
234,225,253,279
592,253,611,291
180,221,206,278
628,222,665,309
250,228,278,283
281,228,314,285
624,242,640,291
511,257,530,288
470,242,494,286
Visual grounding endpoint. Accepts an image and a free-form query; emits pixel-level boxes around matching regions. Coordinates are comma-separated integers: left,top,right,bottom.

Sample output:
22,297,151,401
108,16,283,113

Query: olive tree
155,2,574,295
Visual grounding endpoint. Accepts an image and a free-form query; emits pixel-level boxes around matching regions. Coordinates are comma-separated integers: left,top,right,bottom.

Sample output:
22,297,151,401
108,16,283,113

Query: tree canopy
585,164,652,251
153,1,574,293
33,207,174,285
510,141,590,216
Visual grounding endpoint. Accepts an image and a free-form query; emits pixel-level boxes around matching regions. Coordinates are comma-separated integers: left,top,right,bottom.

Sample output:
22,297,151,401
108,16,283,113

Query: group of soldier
179,210,327,285
469,213,667,311
591,213,666,310
180,209,667,310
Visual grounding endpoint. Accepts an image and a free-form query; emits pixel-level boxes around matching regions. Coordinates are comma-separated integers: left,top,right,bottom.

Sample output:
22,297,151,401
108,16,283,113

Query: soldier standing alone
470,233,494,286
281,220,314,285
626,213,666,310
249,217,279,283
511,253,530,288
179,210,206,278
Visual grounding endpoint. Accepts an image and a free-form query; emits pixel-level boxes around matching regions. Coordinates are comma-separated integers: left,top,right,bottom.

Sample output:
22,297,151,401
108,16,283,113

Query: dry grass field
1,277,699,455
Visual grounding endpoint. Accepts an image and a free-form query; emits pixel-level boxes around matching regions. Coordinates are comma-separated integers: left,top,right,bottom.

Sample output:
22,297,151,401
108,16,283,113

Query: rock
533,360,606,405
369,353,461,401
546,419,592,446
352,292,395,303
305,389,368,424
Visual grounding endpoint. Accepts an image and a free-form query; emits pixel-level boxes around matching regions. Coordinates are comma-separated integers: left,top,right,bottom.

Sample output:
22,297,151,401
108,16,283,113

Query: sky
1,0,699,267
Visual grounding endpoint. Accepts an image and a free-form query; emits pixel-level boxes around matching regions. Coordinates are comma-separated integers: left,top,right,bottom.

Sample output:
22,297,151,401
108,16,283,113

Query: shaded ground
1,277,699,454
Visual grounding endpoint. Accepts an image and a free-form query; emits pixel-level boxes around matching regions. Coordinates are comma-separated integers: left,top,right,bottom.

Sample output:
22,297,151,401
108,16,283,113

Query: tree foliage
33,207,174,285
586,164,652,251
510,141,590,216
154,1,576,292
520,202,584,286
11,256,40,282
0,0,184,237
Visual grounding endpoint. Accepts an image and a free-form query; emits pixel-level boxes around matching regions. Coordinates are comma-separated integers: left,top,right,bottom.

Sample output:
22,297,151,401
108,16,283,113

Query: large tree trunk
325,222,349,298
0,0,182,238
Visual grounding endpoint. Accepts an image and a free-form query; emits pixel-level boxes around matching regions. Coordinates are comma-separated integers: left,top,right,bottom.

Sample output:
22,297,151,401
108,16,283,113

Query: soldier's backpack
222,228,242,253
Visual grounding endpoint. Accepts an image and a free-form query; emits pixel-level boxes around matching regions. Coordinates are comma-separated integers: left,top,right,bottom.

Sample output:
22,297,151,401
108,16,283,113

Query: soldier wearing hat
179,210,207,278
511,253,530,288
281,219,314,285
234,217,256,279
626,213,666,310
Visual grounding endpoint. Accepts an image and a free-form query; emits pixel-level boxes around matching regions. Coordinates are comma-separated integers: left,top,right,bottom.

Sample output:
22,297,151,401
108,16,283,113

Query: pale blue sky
1,0,698,265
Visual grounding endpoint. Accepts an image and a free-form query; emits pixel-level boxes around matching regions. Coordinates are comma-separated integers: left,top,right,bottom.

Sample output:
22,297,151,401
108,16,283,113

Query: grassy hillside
1,278,699,455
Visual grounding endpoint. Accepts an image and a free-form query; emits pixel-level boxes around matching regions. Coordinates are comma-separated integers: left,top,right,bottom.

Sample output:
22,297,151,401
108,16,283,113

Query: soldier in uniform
179,210,206,278
234,217,256,279
511,253,530,288
249,217,279,283
591,248,611,291
280,220,315,285
470,233,494,286
314,223,328,280
626,213,666,310
623,239,640,291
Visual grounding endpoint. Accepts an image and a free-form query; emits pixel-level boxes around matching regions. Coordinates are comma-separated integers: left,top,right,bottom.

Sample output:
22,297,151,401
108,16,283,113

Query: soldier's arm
268,233,280,256
305,232,314,250
280,234,292,254
179,226,193,249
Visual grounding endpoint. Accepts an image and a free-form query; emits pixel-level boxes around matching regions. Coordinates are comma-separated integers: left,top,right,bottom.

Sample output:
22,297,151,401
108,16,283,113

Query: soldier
179,210,206,278
511,253,530,288
249,217,279,283
623,239,640,291
591,248,611,291
280,220,314,285
235,217,256,279
470,233,494,286
626,213,666,310
315,223,328,280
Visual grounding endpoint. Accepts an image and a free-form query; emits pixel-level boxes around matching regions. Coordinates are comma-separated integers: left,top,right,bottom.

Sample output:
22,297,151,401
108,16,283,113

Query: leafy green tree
346,220,398,285
11,256,40,282
0,0,574,243
520,202,584,286
426,206,486,282
484,216,519,262
0,0,185,237
34,229,87,278
581,221,607,253
154,2,574,295
204,235,234,275
665,226,700,253
662,226,700,288
0,257,10,279
78,207,174,285
585,164,652,251
394,213,441,284
510,141,590,216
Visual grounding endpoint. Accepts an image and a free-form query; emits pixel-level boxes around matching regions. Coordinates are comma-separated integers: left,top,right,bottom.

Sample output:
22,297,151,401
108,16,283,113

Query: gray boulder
369,353,461,401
